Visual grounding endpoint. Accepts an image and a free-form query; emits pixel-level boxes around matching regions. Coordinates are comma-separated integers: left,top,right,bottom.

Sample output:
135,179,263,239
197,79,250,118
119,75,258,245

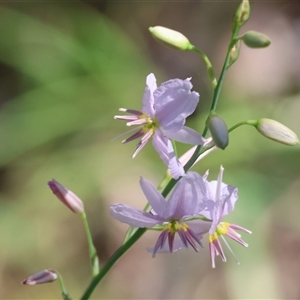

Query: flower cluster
110,166,251,268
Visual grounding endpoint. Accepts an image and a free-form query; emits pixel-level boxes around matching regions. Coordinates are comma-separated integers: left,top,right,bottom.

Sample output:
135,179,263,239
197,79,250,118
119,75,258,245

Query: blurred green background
0,1,300,299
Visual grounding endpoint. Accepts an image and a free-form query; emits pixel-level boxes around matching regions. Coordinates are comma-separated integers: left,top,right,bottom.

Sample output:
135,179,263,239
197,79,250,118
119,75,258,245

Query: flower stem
80,212,100,277
57,273,72,300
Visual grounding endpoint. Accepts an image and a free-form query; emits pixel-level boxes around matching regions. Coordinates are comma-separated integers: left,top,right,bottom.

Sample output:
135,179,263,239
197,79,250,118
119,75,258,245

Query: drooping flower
114,73,205,179
200,166,251,268
110,172,207,256
48,179,84,214
22,269,58,285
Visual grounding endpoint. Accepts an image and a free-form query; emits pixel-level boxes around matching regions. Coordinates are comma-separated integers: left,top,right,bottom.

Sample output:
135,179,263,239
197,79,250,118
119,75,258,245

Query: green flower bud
208,115,229,150
255,118,299,146
241,31,271,48
233,0,250,28
149,26,193,51
228,41,241,68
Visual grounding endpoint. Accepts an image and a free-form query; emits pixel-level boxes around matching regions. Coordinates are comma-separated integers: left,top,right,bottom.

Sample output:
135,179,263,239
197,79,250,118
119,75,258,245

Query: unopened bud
22,269,58,285
208,115,229,150
149,26,193,51
241,31,271,48
255,118,299,146
233,0,250,28
48,179,84,214
228,41,241,68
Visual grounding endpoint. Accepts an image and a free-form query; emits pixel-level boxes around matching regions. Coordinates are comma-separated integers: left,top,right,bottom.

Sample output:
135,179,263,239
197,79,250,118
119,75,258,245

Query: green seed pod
208,115,229,150
233,0,250,29
149,26,193,51
256,118,299,146
241,31,271,48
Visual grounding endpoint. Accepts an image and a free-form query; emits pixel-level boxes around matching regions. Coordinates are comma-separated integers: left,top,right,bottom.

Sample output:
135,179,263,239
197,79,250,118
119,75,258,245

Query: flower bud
255,118,299,145
208,115,229,150
48,179,84,213
22,269,58,285
233,0,250,28
149,26,193,51
228,41,241,68
241,31,271,48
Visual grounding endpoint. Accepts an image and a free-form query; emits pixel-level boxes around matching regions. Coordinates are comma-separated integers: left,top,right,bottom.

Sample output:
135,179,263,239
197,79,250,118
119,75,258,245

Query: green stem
80,212,100,277
80,228,146,300
191,47,217,89
57,273,72,300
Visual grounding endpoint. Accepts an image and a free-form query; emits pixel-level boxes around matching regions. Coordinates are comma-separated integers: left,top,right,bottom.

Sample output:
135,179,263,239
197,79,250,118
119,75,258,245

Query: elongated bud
241,31,271,48
228,40,241,68
22,269,58,285
149,26,193,51
208,115,229,150
48,179,84,213
254,118,299,145
233,0,250,28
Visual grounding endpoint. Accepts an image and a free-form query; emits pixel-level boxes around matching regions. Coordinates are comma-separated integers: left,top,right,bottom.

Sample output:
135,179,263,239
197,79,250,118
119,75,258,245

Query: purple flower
110,172,207,256
200,166,252,268
48,179,84,214
22,269,58,285
114,73,204,179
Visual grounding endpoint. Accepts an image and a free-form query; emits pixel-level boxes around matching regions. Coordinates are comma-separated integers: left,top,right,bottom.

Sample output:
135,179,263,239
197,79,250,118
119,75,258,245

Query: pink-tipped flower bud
233,0,250,28
22,269,58,285
241,31,271,48
208,115,229,150
48,179,84,213
255,118,299,146
149,26,193,51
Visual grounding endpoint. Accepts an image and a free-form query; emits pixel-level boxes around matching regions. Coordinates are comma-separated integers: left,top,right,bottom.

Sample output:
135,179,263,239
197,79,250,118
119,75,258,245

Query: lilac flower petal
142,73,156,116
139,177,167,215
110,204,164,227
152,230,169,257
162,172,207,220
167,140,185,180
163,126,205,145
154,78,199,131
152,129,169,165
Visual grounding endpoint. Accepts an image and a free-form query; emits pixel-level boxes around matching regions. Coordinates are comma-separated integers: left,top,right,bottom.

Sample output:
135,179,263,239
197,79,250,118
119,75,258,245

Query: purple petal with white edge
142,73,156,117
110,204,164,227
163,126,205,145
162,172,207,220
167,140,185,180
152,129,169,166
154,78,199,132
139,177,167,215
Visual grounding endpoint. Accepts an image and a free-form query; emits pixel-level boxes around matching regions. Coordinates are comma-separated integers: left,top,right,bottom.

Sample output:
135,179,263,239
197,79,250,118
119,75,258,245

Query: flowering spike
22,269,58,285
48,179,84,214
